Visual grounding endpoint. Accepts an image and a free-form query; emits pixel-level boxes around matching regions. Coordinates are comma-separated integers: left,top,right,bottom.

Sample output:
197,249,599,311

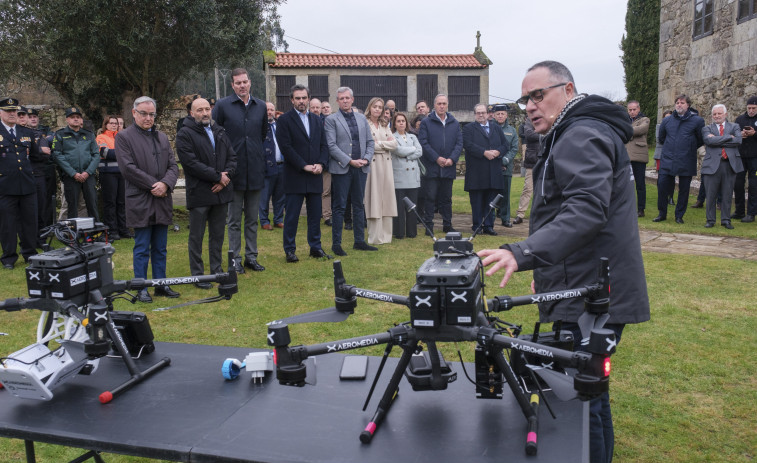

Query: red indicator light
603,357,611,376
272,349,278,365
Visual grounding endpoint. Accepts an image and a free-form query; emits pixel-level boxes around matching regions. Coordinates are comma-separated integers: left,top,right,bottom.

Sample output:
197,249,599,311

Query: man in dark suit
701,104,743,229
275,84,331,262
259,102,285,230
462,103,506,235
176,98,237,288
0,98,38,269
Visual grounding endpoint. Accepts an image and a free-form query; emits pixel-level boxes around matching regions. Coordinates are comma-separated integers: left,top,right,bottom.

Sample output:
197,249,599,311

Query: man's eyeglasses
516,83,568,110
135,110,157,118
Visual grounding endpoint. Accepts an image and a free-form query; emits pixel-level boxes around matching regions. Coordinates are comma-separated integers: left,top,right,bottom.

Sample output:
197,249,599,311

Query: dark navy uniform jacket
0,124,36,195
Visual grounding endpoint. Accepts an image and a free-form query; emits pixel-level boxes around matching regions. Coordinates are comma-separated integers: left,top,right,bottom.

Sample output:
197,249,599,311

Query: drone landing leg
491,349,540,456
359,341,417,444
98,318,170,404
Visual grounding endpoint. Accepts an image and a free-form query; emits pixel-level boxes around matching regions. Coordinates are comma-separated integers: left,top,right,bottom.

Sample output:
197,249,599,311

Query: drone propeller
268,306,350,325
526,365,577,401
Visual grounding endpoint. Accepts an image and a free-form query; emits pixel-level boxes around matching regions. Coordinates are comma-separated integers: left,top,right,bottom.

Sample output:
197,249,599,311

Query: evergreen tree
0,0,285,127
621,0,661,145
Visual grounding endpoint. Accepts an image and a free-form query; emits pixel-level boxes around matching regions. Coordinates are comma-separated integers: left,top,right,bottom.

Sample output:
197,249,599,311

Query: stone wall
658,0,757,119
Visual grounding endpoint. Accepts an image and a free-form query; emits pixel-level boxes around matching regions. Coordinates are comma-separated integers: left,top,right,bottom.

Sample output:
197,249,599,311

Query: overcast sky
276,0,630,104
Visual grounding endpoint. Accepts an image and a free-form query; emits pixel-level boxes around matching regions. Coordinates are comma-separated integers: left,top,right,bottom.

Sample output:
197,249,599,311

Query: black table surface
0,341,588,462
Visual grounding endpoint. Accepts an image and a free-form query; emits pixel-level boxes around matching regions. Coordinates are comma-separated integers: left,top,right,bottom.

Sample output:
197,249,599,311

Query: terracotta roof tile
270,53,487,69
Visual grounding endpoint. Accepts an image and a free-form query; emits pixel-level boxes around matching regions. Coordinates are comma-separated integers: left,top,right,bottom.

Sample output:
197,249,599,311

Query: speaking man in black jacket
478,61,650,463
176,98,237,288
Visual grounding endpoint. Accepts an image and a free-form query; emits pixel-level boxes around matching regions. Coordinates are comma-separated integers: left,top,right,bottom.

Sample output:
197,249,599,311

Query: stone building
264,37,491,123
658,0,757,118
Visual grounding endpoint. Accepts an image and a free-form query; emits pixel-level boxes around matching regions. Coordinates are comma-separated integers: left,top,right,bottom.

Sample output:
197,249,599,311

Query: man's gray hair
528,60,577,92
133,96,157,110
434,93,448,104
474,103,487,113
712,103,727,114
336,87,353,97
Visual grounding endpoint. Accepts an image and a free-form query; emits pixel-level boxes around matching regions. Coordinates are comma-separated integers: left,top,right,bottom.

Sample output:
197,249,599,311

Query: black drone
227,197,616,456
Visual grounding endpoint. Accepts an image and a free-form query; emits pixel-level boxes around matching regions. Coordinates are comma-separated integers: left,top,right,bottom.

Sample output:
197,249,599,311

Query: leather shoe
155,286,180,298
137,290,152,303
233,262,245,274
442,226,458,233
109,233,121,241
261,224,273,230
675,217,684,224
353,242,378,251
194,282,213,290
3,263,13,270
731,213,745,220
721,221,734,230
310,248,333,259
741,215,755,223
637,210,645,217
275,223,284,228
324,219,332,226
286,251,299,263
691,200,703,208
652,215,666,222
704,222,715,228
344,222,353,230
119,230,133,238
482,228,498,236
500,220,512,228
512,217,523,225
332,245,347,256
245,259,265,271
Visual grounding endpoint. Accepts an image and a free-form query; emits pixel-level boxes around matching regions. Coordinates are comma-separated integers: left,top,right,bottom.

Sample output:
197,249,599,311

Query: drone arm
349,286,409,307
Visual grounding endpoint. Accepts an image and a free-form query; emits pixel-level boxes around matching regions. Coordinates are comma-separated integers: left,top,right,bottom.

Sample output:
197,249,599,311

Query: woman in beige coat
364,97,398,244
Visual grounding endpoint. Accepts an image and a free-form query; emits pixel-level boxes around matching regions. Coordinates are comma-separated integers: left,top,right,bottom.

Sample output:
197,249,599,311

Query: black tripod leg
491,349,540,455
359,342,417,444
98,318,170,403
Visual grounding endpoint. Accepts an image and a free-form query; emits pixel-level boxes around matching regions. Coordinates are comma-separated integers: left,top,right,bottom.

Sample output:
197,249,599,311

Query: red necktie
720,124,727,160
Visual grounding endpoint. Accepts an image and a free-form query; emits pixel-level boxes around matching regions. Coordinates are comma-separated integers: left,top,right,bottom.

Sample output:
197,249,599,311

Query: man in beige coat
625,101,650,217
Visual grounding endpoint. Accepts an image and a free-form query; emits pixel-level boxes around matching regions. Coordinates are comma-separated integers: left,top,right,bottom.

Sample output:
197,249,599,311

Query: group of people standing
626,94,757,229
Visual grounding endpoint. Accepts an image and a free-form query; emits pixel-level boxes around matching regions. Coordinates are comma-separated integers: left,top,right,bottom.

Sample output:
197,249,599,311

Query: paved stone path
171,189,757,261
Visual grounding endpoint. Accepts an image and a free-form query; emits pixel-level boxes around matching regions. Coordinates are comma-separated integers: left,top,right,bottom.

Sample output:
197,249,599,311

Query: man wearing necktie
701,104,743,229
462,103,506,235
176,98,237,288
0,97,38,269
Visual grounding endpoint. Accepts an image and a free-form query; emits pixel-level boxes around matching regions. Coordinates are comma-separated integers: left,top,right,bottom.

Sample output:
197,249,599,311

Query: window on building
275,75,296,111
448,76,480,111
339,76,407,112
692,0,714,40
417,75,438,110
308,75,329,103
737,0,757,22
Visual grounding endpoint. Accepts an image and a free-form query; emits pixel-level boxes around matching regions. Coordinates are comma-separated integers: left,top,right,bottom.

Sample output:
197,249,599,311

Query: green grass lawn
0,180,755,462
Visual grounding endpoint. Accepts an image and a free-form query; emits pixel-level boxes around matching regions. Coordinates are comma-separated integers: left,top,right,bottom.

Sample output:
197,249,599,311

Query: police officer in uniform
0,98,38,269
20,107,55,236
52,106,100,220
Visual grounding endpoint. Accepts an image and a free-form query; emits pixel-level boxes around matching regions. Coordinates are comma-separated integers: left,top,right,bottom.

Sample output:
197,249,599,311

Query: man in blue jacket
418,94,463,234
212,68,268,273
654,94,705,223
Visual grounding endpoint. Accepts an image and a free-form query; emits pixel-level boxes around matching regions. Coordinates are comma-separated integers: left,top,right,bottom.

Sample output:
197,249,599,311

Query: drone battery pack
26,243,114,302
339,355,368,380
444,274,481,326
410,284,440,328
110,311,155,356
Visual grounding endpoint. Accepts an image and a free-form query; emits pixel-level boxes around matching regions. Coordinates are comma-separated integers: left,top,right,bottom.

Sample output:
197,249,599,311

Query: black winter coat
176,117,237,209
211,95,267,191
503,95,650,325
462,122,505,191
